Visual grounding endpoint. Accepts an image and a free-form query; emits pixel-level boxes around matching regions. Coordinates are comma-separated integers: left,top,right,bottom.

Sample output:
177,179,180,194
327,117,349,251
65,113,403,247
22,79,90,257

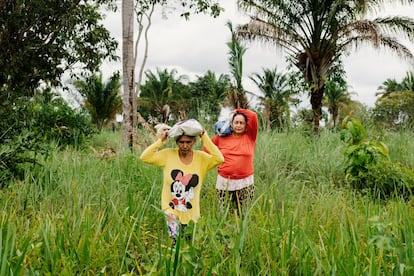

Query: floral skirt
216,184,255,213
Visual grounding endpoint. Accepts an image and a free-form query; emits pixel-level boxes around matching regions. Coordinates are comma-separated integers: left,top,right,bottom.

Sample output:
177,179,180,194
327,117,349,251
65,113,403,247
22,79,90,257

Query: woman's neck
179,150,193,164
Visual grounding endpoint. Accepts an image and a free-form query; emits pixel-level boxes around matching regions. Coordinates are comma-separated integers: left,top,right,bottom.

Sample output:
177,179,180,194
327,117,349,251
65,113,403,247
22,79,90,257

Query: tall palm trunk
329,105,339,128
310,85,324,133
264,99,272,130
121,0,137,150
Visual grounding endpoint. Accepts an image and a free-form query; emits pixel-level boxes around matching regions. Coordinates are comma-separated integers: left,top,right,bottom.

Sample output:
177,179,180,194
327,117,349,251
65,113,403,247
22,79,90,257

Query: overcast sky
101,1,414,108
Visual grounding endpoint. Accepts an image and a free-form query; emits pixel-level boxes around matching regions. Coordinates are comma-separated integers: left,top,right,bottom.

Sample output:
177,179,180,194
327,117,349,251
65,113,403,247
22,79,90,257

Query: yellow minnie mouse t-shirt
140,133,223,224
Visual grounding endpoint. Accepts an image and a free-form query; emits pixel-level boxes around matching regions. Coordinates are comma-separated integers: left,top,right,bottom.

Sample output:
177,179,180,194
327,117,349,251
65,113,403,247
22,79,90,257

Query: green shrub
0,131,41,186
340,116,414,199
0,88,96,185
31,99,95,146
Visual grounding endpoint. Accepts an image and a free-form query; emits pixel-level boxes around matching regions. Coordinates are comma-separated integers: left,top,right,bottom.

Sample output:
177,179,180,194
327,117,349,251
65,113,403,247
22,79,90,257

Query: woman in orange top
210,108,258,213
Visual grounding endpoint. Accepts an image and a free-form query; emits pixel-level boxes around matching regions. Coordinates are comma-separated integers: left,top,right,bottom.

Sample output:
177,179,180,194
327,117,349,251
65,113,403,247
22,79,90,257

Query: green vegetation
0,0,117,94
73,72,122,131
341,117,414,199
1,129,413,274
2,1,414,273
373,72,414,129
0,89,96,185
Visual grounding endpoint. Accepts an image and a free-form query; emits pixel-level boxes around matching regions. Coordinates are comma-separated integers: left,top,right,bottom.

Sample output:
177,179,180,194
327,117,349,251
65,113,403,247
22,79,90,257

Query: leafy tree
236,0,414,133
0,0,118,95
372,91,414,129
292,108,329,133
338,100,368,126
226,21,249,109
73,72,122,130
28,90,96,146
0,0,115,185
250,67,298,130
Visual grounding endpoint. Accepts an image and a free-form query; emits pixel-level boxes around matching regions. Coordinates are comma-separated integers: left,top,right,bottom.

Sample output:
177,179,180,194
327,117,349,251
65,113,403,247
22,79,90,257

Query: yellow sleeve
201,132,224,169
139,139,168,166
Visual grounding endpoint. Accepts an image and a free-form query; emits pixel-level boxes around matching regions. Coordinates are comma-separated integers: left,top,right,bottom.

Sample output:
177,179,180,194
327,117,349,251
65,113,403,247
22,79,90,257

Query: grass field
1,129,413,275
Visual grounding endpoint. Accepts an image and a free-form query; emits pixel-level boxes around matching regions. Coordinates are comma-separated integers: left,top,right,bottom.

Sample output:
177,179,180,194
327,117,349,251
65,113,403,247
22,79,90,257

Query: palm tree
237,0,414,133
139,68,189,123
324,80,352,128
74,72,122,131
226,21,249,109
377,71,414,99
190,70,231,122
376,78,403,98
399,71,414,91
250,67,297,130
323,63,353,128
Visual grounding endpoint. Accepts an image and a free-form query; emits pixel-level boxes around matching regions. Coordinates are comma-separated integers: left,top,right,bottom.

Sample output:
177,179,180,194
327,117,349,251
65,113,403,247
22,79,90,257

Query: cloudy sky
101,1,414,108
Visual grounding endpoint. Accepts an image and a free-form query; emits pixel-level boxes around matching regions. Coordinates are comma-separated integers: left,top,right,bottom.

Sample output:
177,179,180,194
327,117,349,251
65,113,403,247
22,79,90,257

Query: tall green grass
0,129,413,275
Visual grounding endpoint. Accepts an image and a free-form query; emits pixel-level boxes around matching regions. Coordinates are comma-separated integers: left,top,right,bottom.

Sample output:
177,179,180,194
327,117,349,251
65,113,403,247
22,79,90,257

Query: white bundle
168,119,203,139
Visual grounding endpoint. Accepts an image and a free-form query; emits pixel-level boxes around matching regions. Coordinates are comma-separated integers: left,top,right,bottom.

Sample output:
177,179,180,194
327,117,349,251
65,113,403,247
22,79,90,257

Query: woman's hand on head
155,123,171,142
159,128,169,142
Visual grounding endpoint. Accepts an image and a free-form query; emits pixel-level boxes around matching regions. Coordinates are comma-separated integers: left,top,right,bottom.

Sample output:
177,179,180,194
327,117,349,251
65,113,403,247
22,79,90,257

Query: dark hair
175,134,197,142
232,112,248,124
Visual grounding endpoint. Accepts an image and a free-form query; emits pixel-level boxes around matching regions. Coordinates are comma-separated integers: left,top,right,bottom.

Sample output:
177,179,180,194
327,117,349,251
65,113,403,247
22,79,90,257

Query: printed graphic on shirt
169,169,199,212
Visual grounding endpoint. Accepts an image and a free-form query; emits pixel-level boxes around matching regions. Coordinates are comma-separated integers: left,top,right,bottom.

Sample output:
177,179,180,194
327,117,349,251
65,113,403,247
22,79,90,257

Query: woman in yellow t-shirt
140,123,223,244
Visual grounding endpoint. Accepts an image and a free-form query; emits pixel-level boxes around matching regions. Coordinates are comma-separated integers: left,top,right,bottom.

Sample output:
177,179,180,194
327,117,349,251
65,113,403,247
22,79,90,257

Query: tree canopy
0,0,117,182
0,0,118,96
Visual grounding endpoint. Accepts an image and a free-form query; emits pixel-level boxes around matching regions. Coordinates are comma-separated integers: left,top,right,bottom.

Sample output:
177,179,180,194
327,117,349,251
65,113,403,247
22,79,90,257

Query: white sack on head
168,119,203,139
155,123,171,140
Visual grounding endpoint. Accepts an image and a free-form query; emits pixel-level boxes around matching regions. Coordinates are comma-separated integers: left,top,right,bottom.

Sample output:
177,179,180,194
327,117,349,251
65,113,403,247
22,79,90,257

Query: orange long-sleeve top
211,108,258,179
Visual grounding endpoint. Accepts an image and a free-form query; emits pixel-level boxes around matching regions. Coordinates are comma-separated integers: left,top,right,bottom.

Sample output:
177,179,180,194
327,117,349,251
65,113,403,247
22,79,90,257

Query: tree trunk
264,99,271,131
310,85,324,134
332,105,339,128
121,0,137,150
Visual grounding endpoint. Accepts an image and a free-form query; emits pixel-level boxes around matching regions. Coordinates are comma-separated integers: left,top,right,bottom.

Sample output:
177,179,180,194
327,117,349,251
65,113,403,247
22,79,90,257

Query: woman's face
176,135,195,154
231,114,247,135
